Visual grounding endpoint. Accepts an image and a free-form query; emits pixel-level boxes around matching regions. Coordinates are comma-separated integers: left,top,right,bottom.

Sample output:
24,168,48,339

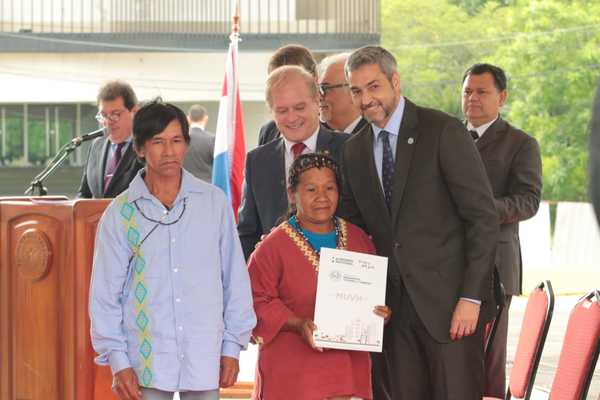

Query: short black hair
268,44,317,78
462,63,507,91
346,45,398,82
133,98,190,150
97,80,138,110
188,104,208,122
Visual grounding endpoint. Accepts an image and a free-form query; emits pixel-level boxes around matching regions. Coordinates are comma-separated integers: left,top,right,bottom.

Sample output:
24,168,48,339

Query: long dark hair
279,152,341,222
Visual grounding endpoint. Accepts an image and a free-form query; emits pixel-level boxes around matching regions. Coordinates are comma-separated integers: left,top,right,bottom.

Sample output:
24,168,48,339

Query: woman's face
289,167,339,230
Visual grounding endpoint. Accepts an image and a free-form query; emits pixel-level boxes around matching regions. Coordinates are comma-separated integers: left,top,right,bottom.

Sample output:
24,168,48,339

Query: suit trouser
385,290,485,400
484,295,512,397
371,350,391,400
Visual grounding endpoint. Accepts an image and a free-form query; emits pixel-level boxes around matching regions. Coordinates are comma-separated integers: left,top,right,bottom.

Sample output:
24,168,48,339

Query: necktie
104,142,125,193
380,130,394,210
469,130,479,141
291,142,307,160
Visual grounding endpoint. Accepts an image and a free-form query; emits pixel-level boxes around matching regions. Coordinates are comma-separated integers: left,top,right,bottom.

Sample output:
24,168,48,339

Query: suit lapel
105,143,134,194
95,138,110,196
272,139,288,211
315,127,332,152
390,100,420,223
476,117,505,152
352,117,369,135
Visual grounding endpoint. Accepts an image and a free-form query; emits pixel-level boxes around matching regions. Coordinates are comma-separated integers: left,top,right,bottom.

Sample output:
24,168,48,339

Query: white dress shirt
281,127,319,183
467,116,498,141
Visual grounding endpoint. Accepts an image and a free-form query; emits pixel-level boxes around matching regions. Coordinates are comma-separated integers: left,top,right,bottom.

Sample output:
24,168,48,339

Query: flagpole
231,0,240,40
212,0,246,220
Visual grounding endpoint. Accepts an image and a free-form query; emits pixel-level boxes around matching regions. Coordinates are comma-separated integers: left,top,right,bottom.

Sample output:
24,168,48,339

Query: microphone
71,127,105,146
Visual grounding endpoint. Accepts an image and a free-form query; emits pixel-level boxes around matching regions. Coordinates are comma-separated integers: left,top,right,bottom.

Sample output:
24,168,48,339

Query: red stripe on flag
230,88,246,218
221,72,228,97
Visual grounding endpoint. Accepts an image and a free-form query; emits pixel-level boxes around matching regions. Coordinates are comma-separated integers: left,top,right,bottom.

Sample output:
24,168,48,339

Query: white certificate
313,247,388,352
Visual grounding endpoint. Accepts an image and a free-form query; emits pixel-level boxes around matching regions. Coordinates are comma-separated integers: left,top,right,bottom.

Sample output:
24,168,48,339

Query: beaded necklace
290,214,341,255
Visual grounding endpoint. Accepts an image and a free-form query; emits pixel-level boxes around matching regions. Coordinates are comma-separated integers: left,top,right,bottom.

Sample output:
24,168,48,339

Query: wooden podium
0,197,114,400
0,197,253,400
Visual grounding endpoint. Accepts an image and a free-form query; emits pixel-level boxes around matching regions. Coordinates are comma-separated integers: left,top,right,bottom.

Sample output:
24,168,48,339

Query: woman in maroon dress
248,153,390,400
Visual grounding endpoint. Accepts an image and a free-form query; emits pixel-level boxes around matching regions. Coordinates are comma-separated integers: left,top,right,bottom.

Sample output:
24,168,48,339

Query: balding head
318,53,361,131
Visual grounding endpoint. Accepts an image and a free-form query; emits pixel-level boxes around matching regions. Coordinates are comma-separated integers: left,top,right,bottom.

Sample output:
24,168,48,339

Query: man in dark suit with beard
339,46,498,399
238,65,348,260
462,63,542,398
77,80,143,198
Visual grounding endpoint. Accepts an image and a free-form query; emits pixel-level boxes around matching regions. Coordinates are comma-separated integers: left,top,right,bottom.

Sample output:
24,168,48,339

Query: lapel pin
407,137,414,144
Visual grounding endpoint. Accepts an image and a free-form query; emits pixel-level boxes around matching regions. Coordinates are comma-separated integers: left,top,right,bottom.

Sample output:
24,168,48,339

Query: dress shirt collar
343,116,363,134
127,168,207,204
467,115,498,139
108,134,133,146
189,123,205,130
282,125,320,156
371,96,405,139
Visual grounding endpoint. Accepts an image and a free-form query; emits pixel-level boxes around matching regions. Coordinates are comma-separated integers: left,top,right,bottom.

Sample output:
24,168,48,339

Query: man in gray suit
77,80,143,198
340,46,498,399
238,65,349,260
183,104,215,182
462,63,542,398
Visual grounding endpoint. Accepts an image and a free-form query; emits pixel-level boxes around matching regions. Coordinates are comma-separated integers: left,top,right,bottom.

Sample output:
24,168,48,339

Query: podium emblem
16,229,52,281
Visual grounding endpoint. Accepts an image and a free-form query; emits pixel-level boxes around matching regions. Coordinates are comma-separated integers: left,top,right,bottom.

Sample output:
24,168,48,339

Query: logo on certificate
329,270,342,282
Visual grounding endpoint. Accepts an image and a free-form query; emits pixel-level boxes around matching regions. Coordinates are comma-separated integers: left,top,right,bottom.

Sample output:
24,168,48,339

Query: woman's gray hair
345,46,398,82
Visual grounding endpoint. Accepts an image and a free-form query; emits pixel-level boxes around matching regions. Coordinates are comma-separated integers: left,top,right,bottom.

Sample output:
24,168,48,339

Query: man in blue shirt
89,99,256,400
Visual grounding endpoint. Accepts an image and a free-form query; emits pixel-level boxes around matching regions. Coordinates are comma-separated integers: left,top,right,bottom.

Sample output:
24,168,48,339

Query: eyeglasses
318,83,349,97
95,109,127,124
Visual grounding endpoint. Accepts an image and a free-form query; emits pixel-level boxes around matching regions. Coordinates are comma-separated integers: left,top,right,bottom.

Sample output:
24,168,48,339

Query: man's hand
113,368,141,400
449,299,480,341
219,356,240,388
373,305,392,325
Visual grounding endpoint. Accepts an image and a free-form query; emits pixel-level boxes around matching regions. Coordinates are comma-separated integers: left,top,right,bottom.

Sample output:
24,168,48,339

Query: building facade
0,0,380,168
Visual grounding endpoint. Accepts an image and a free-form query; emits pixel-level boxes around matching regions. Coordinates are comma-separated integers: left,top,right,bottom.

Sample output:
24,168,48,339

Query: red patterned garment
248,218,376,400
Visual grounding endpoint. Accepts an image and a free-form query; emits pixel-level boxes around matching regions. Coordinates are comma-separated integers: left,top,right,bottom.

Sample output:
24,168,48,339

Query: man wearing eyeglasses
318,53,368,135
77,80,144,198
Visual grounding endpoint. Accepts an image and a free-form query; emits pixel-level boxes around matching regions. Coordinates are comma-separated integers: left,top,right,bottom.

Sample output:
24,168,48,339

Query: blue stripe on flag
212,151,231,199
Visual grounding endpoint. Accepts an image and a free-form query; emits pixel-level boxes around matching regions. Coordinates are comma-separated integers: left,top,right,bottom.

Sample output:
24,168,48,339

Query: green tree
381,0,600,201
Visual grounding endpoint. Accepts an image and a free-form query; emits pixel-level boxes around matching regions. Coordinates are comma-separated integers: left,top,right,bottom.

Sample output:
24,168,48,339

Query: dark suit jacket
339,98,499,343
257,118,368,146
183,126,215,183
77,136,144,198
239,127,349,259
476,117,542,296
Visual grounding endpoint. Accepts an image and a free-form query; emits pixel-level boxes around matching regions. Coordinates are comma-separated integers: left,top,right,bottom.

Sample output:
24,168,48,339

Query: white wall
0,52,270,103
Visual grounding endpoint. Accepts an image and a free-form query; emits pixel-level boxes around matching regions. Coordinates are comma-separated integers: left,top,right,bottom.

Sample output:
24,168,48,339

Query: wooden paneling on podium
0,197,112,400
0,197,254,400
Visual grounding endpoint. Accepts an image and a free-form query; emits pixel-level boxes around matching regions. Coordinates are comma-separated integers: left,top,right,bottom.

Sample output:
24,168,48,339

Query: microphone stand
24,130,103,196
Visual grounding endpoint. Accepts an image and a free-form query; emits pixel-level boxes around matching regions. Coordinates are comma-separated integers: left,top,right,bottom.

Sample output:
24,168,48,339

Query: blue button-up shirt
89,169,256,392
